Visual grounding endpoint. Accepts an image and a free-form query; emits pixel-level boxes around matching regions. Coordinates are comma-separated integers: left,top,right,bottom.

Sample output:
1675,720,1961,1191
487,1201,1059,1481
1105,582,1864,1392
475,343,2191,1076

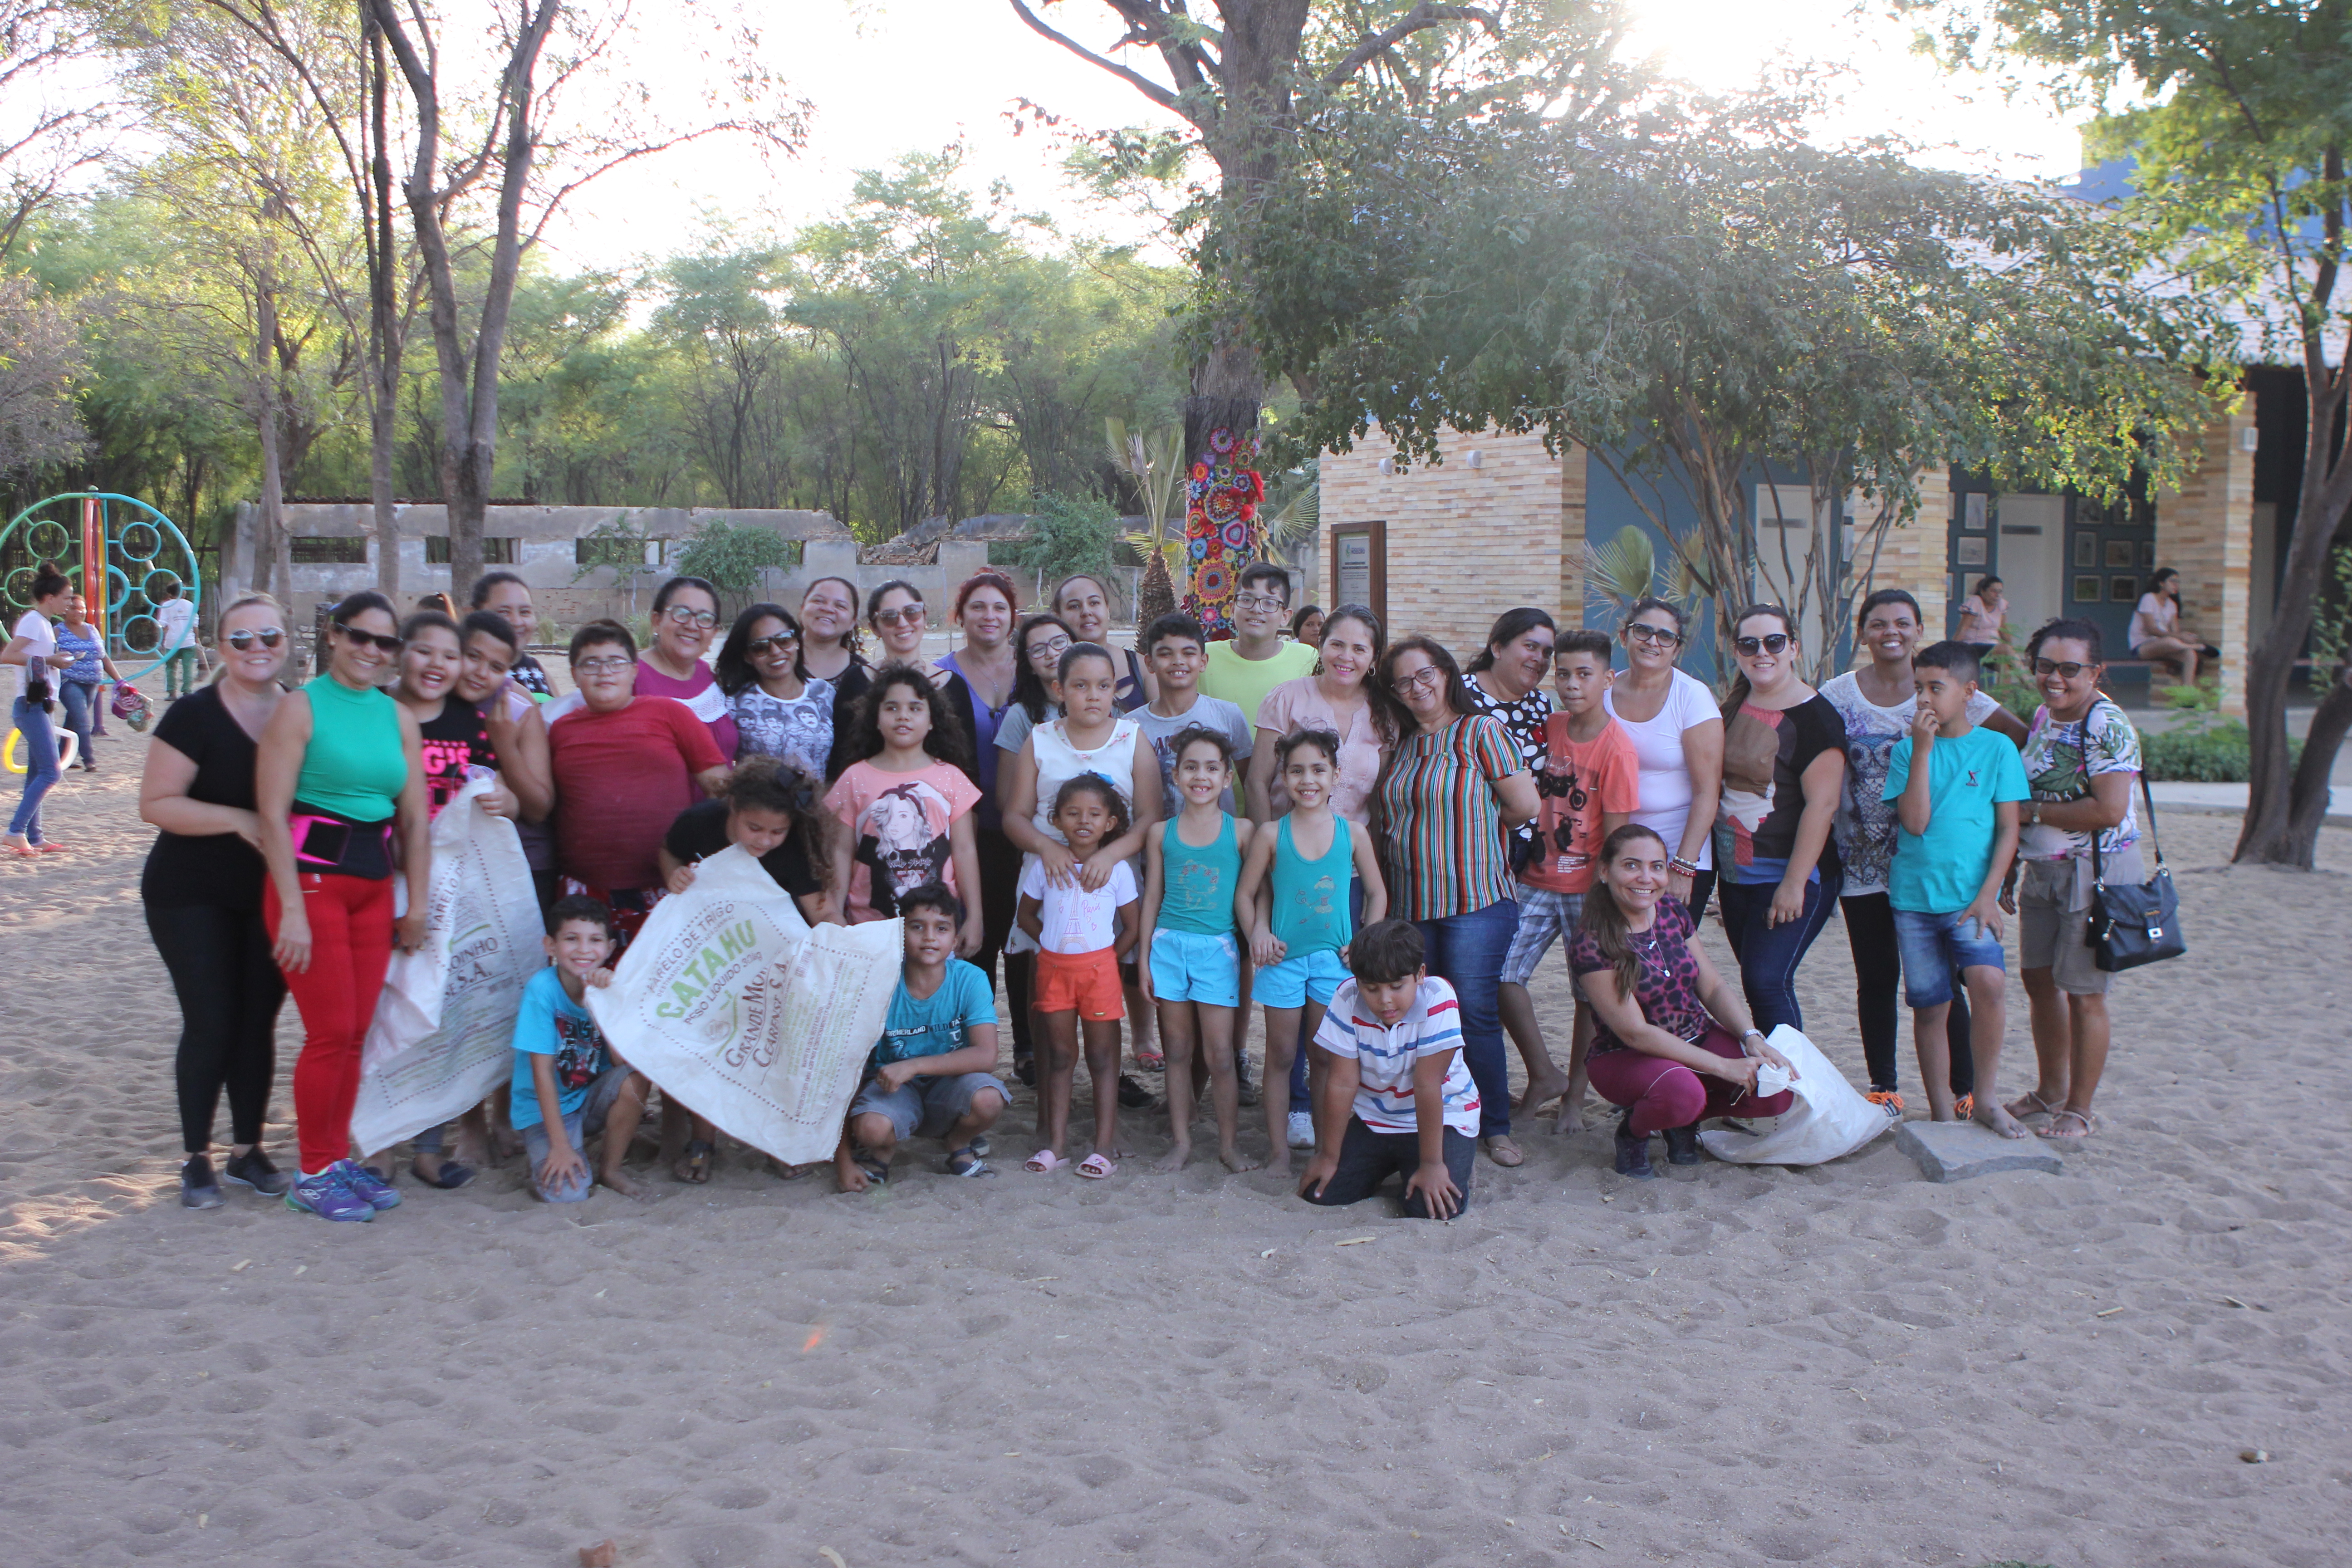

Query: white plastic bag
350,773,543,1153
1697,1024,1892,1166
586,844,902,1166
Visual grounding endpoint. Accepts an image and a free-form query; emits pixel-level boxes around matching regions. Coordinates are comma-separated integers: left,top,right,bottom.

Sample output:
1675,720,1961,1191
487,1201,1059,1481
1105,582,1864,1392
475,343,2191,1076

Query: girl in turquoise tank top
255,591,433,1215
1235,728,1388,1174
1141,726,1257,1171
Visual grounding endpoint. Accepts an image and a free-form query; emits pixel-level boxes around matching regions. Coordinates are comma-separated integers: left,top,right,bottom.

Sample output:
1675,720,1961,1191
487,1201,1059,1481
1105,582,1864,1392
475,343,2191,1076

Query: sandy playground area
0,709,2345,1568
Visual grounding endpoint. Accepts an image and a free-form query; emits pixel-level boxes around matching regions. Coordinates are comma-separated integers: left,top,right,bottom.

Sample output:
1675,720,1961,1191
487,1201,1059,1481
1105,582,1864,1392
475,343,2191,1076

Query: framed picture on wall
2111,577,2139,602
2075,575,2102,603
2105,539,2136,567
2074,532,2097,567
1956,535,1988,567
1963,493,1989,531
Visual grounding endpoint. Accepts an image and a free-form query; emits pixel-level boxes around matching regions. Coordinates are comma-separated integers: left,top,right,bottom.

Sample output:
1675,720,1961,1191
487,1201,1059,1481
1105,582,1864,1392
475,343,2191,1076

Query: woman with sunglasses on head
1372,636,1540,1168
140,593,297,1209
635,576,735,758
1713,604,1848,1036
1600,597,1724,925
253,590,433,1222
1052,573,1155,712
1821,588,2028,1117
716,603,834,785
2002,619,2144,1142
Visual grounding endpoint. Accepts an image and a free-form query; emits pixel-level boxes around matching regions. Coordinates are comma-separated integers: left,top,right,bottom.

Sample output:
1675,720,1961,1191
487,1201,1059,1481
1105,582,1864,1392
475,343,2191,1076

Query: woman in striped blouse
1372,636,1539,1168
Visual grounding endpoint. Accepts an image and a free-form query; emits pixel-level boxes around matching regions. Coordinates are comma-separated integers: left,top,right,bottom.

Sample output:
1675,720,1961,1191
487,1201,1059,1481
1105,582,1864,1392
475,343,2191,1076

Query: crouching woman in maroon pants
1569,824,1798,1180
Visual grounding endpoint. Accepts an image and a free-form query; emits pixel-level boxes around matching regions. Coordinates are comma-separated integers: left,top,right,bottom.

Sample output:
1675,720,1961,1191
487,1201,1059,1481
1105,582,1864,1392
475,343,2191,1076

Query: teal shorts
1257,946,1348,1009
1150,927,1241,1007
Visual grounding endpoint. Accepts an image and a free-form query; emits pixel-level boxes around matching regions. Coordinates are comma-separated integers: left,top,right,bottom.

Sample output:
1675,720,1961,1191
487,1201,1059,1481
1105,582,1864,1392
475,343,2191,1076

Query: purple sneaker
335,1161,402,1211
285,1168,373,1222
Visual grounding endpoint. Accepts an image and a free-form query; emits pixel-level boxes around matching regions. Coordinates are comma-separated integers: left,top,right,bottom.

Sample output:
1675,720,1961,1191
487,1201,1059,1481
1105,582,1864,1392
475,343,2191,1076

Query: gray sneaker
180,1155,223,1210
220,1148,290,1196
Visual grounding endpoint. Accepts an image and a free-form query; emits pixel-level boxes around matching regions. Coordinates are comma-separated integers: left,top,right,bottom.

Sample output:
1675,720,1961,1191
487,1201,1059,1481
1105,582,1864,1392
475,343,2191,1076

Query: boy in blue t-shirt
1884,642,2031,1137
511,896,650,1201
834,883,1009,1189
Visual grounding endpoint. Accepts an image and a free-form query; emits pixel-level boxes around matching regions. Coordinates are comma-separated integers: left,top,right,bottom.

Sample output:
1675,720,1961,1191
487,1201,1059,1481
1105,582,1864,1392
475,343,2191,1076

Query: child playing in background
1497,629,1639,1132
511,897,650,1202
1017,775,1140,1177
1886,641,2030,1135
835,883,1008,1188
1139,725,1256,1172
826,664,984,950
1299,920,1478,1220
1235,728,1387,1175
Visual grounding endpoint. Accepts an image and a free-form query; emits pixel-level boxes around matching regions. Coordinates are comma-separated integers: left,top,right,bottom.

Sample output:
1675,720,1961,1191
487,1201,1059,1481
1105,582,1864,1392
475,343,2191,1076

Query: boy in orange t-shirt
1498,630,1640,1130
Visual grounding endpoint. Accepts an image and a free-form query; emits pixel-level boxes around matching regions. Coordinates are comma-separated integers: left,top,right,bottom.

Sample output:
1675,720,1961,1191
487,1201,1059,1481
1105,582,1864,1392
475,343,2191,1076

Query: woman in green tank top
255,591,432,1220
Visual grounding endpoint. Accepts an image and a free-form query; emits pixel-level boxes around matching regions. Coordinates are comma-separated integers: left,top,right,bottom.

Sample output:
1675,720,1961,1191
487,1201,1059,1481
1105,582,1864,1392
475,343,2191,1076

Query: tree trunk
2284,667,2352,855
254,283,285,603
1137,547,1176,627
366,8,402,595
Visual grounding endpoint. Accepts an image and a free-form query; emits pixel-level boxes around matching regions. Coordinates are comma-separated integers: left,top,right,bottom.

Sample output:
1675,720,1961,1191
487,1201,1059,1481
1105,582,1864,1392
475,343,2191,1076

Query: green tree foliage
1908,0,2352,866
1009,490,1121,588
670,516,799,594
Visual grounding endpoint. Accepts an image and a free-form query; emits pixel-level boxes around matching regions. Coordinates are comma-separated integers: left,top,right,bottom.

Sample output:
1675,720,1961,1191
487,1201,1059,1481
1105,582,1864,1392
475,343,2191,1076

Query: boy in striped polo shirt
1298,921,1480,1219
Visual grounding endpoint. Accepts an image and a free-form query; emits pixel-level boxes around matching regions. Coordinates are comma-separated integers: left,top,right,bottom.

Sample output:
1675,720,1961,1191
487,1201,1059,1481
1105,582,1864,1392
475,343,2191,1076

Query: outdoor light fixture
1465,450,1485,469
2238,426,2260,454
1378,456,1396,476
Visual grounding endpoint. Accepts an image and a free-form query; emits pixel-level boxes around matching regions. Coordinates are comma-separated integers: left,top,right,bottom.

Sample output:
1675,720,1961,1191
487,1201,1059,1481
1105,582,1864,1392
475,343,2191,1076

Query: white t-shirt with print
157,597,195,651
11,611,56,705
1018,858,1137,956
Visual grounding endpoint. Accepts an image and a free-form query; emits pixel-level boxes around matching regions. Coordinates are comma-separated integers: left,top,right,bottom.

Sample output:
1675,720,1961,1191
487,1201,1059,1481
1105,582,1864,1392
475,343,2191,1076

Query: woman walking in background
4,567,74,856
54,592,125,773
254,590,432,1223
140,592,294,1208
1601,598,1723,922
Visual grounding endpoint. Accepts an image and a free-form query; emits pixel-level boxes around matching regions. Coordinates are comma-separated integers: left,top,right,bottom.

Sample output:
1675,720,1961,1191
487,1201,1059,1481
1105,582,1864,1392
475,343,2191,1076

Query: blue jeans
1416,898,1521,1138
1716,867,1843,1034
59,679,97,764
1891,907,2006,1008
10,696,60,841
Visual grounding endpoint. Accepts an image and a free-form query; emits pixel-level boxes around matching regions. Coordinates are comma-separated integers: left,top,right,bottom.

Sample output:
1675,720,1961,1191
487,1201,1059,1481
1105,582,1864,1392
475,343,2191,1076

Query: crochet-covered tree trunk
1136,549,1176,630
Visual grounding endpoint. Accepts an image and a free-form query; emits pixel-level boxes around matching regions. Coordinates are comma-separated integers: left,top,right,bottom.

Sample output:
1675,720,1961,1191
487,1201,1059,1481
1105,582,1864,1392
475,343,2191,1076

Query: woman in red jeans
1569,824,1798,1180
255,590,432,1222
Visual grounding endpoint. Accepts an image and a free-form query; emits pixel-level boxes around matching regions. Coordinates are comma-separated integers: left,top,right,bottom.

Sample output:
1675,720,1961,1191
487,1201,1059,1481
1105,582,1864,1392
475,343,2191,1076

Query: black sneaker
1014,1054,1037,1087
181,1155,223,1210
1116,1073,1154,1109
1613,1113,1657,1180
1662,1122,1703,1166
221,1148,291,1196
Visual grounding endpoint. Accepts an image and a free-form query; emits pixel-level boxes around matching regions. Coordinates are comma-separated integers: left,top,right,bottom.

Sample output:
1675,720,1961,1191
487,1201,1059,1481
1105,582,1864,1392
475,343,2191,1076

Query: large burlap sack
350,773,543,1153
587,844,901,1166
1696,1025,1892,1166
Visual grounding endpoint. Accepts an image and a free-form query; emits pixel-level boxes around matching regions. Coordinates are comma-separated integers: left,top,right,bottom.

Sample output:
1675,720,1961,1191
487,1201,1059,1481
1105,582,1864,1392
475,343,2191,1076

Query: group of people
107,554,2154,1222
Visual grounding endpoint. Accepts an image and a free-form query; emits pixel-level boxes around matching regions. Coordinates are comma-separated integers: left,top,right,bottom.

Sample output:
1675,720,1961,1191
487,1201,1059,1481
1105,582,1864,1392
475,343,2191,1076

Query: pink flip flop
1024,1149,1066,1174
1076,1153,1117,1180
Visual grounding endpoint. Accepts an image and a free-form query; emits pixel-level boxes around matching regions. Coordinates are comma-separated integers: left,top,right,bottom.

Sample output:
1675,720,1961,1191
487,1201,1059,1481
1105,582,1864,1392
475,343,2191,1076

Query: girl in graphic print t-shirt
824,664,983,951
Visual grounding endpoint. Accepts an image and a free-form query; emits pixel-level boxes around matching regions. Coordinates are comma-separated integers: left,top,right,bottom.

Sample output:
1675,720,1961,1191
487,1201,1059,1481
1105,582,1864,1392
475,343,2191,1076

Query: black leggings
147,902,288,1153
1840,892,1973,1097
972,826,1035,1058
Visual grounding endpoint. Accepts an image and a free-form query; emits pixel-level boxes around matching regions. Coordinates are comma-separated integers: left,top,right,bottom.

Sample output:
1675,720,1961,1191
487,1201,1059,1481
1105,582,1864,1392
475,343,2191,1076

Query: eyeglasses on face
1734,633,1792,656
2033,658,2092,680
1028,635,1073,663
1626,622,1682,646
662,605,719,629
1234,592,1288,612
225,627,286,651
747,632,800,656
336,624,402,653
1390,665,1444,696
872,606,928,629
573,654,632,673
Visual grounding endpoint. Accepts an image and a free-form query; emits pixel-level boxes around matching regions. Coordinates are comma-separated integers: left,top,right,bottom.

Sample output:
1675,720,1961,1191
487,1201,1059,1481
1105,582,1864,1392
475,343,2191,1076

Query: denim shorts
1891,907,2007,1008
1150,926,1241,1007
849,1070,1009,1142
521,1064,637,1203
1257,946,1348,1009
1501,886,1583,985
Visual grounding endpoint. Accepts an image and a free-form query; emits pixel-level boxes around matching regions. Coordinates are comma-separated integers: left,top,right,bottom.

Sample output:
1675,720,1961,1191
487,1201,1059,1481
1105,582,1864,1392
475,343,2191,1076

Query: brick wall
2153,399,2256,714
1843,468,1955,666
1318,428,1578,656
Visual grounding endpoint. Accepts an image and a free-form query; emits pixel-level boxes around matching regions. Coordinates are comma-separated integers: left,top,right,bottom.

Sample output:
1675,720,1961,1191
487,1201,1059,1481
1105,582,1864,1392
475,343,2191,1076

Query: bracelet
1739,1028,1766,1054
1670,856,1700,875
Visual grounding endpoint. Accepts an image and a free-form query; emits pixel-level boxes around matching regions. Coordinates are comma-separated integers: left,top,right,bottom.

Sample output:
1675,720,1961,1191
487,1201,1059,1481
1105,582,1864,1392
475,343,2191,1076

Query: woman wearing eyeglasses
1712,604,1848,1036
636,576,735,759
253,590,434,1222
1601,597,1724,923
140,593,298,1209
987,612,1078,1083
716,603,834,786
1372,636,1540,1168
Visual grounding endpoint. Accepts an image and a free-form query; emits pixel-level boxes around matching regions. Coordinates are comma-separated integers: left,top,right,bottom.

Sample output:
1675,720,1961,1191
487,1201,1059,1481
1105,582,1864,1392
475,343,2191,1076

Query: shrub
2138,720,2303,783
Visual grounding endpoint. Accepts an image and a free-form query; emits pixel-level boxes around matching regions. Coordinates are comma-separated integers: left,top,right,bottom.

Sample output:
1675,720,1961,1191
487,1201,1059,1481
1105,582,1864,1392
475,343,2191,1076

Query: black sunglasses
337,623,403,653
748,632,799,655
225,627,285,651
1733,633,1792,656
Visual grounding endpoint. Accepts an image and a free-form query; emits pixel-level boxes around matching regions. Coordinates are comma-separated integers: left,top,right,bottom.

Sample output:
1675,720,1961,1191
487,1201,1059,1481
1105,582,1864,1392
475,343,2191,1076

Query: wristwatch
1740,1028,1767,1054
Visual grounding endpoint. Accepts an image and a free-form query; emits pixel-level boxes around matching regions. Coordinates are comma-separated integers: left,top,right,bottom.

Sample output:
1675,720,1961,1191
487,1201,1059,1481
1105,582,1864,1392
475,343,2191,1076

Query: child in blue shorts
1886,642,2030,1136
1140,724,1257,1172
511,896,651,1202
836,882,1009,1188
1236,728,1388,1174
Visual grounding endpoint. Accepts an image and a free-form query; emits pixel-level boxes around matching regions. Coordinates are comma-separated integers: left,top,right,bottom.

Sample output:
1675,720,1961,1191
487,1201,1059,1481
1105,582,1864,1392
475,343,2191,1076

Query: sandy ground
2,701,2347,1568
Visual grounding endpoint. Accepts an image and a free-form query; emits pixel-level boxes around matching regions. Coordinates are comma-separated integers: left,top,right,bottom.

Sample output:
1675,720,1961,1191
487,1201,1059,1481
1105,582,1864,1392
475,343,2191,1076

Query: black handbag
2087,773,2185,972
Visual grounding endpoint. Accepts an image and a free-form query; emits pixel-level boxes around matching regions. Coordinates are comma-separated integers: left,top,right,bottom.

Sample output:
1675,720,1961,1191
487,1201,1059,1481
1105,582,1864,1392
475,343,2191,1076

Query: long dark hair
715,602,798,697
1466,606,1557,673
1372,634,1473,739
1579,823,1673,1009
1010,612,1074,722
1719,603,1795,721
843,662,974,773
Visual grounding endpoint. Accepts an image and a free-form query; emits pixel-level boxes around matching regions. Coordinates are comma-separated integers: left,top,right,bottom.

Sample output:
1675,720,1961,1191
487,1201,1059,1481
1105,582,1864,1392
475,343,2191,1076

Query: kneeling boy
513,896,651,1201
836,883,1008,1189
1298,920,1481,1220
